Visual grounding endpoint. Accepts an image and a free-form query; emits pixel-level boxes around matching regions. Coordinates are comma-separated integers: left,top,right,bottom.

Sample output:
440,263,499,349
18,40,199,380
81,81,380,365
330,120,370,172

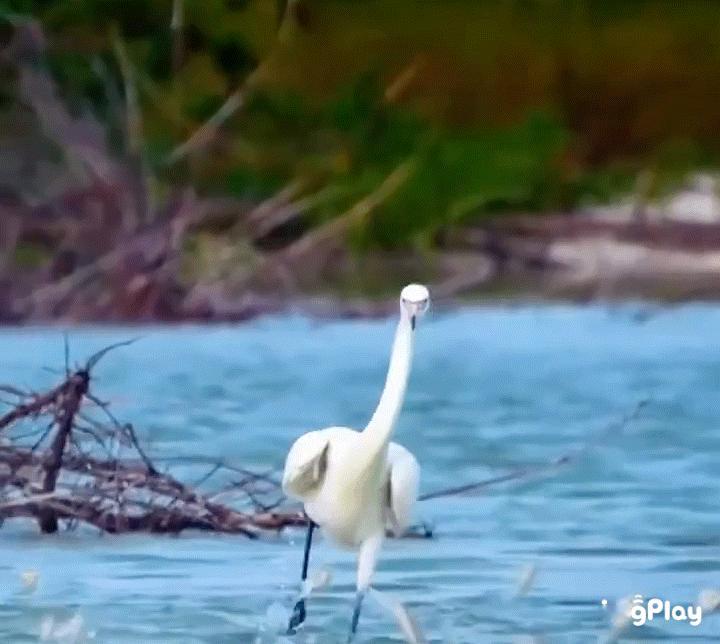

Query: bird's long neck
362,313,414,460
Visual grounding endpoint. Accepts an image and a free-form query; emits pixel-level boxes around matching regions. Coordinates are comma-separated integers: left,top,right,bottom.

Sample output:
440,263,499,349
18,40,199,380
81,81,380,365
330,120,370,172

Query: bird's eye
402,297,429,311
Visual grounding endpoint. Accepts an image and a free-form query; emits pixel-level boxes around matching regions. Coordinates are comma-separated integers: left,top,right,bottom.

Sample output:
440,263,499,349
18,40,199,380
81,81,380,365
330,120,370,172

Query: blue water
1,304,719,642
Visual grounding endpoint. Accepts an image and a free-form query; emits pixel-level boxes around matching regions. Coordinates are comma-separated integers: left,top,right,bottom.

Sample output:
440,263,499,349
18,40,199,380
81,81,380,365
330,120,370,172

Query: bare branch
419,399,649,502
0,346,302,537
86,337,141,371
164,0,297,165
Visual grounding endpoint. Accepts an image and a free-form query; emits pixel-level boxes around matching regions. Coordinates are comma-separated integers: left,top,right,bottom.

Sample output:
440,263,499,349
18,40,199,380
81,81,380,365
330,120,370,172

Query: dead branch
282,160,416,264
419,399,649,501
0,343,305,536
164,0,296,165
37,369,89,533
12,196,194,321
0,380,67,430
244,159,416,292
170,0,185,73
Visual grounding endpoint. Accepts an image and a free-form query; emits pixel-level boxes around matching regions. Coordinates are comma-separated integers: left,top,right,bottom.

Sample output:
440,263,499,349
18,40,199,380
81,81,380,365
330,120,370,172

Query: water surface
1,305,719,642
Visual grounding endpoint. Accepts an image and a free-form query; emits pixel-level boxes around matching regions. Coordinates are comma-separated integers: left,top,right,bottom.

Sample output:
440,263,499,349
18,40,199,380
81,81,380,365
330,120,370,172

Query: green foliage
230,79,570,247
353,113,570,248
5,0,720,251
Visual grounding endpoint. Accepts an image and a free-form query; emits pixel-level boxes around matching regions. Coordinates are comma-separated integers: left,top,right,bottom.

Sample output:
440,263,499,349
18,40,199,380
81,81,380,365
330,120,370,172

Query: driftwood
0,342,305,536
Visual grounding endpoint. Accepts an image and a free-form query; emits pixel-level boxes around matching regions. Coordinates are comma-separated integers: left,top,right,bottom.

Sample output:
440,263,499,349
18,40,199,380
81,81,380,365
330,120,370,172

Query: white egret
282,283,430,641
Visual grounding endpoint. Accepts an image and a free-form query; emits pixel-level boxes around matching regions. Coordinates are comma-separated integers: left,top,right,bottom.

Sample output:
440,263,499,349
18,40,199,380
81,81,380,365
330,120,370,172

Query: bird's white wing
283,427,350,500
282,429,332,500
385,442,420,537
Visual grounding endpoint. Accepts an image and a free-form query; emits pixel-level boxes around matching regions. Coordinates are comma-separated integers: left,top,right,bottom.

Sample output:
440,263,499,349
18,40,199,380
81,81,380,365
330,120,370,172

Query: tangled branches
0,342,304,536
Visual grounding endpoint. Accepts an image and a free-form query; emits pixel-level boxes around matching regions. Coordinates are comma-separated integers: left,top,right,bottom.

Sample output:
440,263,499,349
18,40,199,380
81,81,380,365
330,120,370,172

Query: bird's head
400,283,430,330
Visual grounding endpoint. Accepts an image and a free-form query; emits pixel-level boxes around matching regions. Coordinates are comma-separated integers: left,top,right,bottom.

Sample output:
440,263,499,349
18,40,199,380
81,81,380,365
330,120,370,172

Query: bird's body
285,427,419,548
282,283,429,641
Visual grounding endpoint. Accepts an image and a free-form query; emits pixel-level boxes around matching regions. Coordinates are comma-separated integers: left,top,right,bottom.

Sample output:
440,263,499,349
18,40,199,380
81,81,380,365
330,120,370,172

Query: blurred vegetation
3,0,720,252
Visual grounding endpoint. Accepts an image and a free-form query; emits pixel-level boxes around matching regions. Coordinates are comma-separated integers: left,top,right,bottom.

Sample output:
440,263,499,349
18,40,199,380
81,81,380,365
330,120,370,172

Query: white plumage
283,428,420,546
282,284,430,641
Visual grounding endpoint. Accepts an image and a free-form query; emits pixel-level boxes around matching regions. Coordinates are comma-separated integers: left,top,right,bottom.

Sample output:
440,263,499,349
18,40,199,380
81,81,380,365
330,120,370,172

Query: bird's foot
286,599,306,635
346,590,366,643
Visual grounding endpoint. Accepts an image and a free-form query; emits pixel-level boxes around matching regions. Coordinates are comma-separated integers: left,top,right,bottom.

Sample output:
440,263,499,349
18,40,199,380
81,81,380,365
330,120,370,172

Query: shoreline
6,214,720,325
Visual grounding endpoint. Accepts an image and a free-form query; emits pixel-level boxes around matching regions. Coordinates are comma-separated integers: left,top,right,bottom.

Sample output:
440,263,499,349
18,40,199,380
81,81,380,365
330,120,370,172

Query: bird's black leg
287,519,316,635
347,591,366,643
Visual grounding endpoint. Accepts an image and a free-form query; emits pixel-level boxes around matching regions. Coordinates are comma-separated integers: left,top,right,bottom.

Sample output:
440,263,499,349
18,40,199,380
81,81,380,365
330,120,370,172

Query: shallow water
1,304,719,642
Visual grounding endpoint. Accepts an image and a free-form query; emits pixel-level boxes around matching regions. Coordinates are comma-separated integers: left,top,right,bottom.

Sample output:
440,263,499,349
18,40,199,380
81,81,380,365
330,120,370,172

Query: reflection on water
1,305,720,642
